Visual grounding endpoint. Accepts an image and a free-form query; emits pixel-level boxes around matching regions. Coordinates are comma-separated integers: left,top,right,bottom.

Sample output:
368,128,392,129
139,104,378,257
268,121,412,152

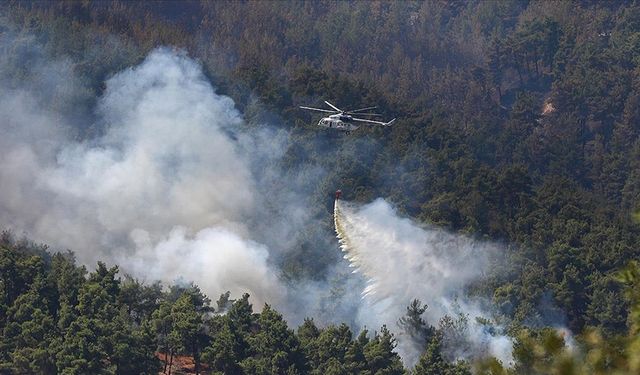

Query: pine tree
363,326,404,375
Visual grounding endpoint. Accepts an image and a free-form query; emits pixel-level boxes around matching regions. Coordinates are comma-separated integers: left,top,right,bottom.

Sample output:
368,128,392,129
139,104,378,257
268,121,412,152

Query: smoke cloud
0,47,285,306
334,198,513,366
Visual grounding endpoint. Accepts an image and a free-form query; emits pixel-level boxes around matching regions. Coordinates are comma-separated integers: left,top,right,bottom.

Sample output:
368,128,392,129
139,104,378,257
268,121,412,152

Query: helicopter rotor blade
348,106,378,113
347,112,382,117
299,106,338,113
324,100,342,112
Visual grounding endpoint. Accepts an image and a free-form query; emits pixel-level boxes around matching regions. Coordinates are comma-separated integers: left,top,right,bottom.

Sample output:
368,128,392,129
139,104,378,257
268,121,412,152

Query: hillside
1,1,640,374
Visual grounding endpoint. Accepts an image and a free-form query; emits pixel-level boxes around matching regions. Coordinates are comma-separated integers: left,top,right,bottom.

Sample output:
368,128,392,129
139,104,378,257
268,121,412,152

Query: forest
1,0,640,374
2,232,640,374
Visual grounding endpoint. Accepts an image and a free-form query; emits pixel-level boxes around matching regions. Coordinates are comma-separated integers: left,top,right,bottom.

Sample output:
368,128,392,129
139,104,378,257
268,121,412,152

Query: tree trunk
163,352,168,374
168,350,174,375
193,342,200,375
513,53,524,86
516,64,524,86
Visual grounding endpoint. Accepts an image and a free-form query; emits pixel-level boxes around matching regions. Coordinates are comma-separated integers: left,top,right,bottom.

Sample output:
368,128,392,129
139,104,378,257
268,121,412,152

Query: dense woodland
2,0,640,373
2,233,640,374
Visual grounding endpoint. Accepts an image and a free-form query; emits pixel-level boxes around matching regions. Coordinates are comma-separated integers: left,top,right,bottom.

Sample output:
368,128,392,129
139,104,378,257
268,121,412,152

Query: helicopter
299,101,395,134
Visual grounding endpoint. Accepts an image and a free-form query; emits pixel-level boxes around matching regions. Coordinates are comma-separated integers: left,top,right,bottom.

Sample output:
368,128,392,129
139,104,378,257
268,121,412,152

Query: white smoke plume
334,198,513,366
0,47,284,307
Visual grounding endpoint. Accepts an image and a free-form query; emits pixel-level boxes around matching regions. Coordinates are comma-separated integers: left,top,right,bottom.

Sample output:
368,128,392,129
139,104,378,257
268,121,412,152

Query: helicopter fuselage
318,114,359,132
